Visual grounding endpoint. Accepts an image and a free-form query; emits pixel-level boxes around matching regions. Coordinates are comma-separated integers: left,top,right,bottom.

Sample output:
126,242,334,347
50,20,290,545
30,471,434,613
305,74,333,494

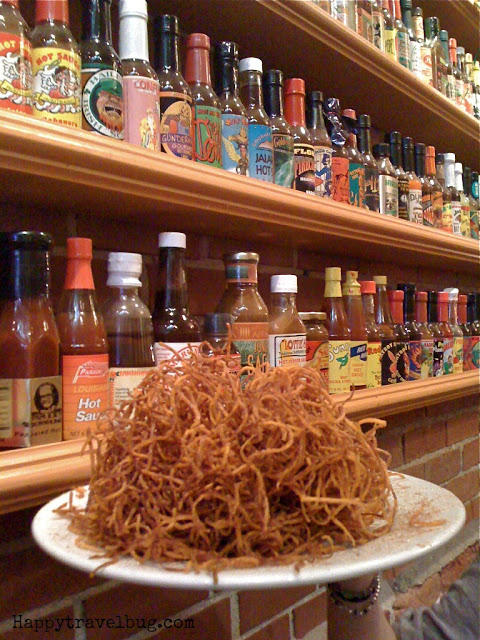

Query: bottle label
82,67,124,138
364,165,380,212
366,341,381,388
420,47,432,84
360,9,373,42
350,340,367,387
441,201,453,232
379,174,398,216
432,337,444,376
462,336,473,371
225,263,257,283
395,341,410,382
396,31,409,68
248,123,274,182
452,202,462,235
305,339,329,387
472,180,479,200
0,376,62,447
431,189,443,228
470,207,479,239
332,0,348,25
159,91,193,159
348,161,365,208
408,187,423,224
455,78,463,107
328,340,350,394
221,114,249,175
422,192,434,226
443,337,454,374
331,156,350,203
372,10,384,50
467,336,480,369
293,143,315,194
193,104,221,167
62,354,109,440
32,47,81,127
272,133,294,187
420,338,434,378
410,40,422,77
408,339,422,381
461,204,471,237
313,146,332,197
231,322,268,369
384,28,397,60
154,342,201,364
108,367,153,409
397,176,409,221
381,338,397,385
123,76,160,150
0,33,33,114
453,337,463,374
446,73,455,101
268,333,306,367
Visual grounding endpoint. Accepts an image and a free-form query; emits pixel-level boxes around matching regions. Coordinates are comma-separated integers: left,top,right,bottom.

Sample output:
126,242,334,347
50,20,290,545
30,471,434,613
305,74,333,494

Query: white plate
32,474,465,591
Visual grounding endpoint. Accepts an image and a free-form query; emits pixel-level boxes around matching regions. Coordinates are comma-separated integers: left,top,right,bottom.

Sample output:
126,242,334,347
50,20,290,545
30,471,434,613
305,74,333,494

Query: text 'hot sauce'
0,0,33,114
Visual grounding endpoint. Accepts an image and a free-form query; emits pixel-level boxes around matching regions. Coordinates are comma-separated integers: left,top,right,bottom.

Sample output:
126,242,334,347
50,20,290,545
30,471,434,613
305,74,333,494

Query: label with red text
0,33,33,114
108,367,154,408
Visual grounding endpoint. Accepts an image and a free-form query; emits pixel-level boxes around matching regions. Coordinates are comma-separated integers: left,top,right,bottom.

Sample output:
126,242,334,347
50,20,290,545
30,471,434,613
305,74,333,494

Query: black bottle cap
464,166,472,178
439,29,449,42
263,69,283,86
412,7,423,17
414,142,426,156
154,14,180,35
401,0,412,9
436,152,445,163
373,143,390,158
358,114,371,128
386,131,402,145
306,90,324,105
204,313,234,335
0,231,53,300
402,136,414,149
472,171,479,182
215,41,239,59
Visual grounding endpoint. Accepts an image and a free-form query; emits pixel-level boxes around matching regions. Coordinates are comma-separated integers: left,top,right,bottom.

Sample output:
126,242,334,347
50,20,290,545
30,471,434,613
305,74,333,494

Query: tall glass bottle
387,289,410,383
412,7,432,85
444,153,462,236
80,0,123,138
439,30,455,103
455,162,471,238
263,70,294,188
152,232,201,363
371,0,385,52
31,0,81,127
464,167,479,239
239,57,273,182
402,136,423,224
184,33,221,168
448,39,463,109
306,90,332,198
358,114,379,213
427,291,444,377
386,131,409,220
473,61,480,119
342,109,365,208
154,15,193,160
397,282,423,380
373,275,396,385
414,290,434,378
435,153,453,233
437,292,454,375
215,251,269,370
382,0,397,62
464,52,474,116
119,0,159,150
425,146,443,228
356,0,373,42
268,275,306,368
414,143,434,227
57,238,109,441
373,143,398,217
103,252,155,409
201,313,242,374
0,0,33,114
457,294,472,372
424,17,448,95
444,289,463,374
392,0,409,69
323,267,351,394
457,47,470,113
342,271,367,389
214,41,249,176
467,293,480,370
284,78,315,195
359,280,382,387
401,0,420,78
324,98,350,204
331,0,348,26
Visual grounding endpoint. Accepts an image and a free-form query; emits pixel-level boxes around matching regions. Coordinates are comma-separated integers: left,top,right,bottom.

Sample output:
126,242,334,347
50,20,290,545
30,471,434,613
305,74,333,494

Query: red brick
3,607,74,640
238,585,315,634
463,438,480,471
446,412,479,445
398,461,425,480
466,495,479,523
404,422,447,463
293,591,327,639
245,614,290,640
426,396,477,418
424,448,462,485
384,408,426,430
150,598,231,640
444,469,480,504
376,430,403,468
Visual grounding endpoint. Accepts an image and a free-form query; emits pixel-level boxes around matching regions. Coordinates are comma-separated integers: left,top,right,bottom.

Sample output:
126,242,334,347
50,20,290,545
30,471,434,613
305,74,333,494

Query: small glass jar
299,311,329,388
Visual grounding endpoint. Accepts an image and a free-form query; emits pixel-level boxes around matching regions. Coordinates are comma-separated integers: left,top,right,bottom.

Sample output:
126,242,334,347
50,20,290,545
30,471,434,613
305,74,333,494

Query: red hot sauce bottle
0,0,33,114
323,97,350,205
284,78,315,195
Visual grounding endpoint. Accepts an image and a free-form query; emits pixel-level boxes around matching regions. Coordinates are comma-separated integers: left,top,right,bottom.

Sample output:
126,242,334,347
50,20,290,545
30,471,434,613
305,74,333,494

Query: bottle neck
239,70,264,109
270,292,298,312
36,0,69,24
324,279,342,298
425,155,436,176
437,301,449,323
224,261,258,285
358,128,372,155
64,257,95,291
444,161,456,188
184,46,212,85
464,173,472,195
390,142,402,169
448,300,458,325
375,285,393,324
449,47,457,67
436,161,446,184
415,299,428,324
427,299,439,323
284,93,306,127
362,293,376,322
455,172,464,193
414,152,426,177
155,31,180,72
467,300,477,324
264,82,284,118
306,101,325,131
458,302,467,325
402,5,412,30
155,248,189,311
4,249,51,299
119,14,149,61
82,0,112,43
391,300,404,325
403,146,414,172
403,290,415,322
346,132,358,150
215,56,238,96
108,285,141,299
412,15,424,40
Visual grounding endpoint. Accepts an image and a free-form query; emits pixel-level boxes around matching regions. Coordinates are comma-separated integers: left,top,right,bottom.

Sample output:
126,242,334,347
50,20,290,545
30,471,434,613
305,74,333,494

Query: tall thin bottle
448,39,463,109
414,291,434,378
342,109,366,208
444,289,463,374
154,15,193,159
471,171,480,237
32,0,81,127
323,267,351,394
284,78,315,195
359,280,382,388
457,47,470,113
437,292,454,375
401,0,420,78
57,238,109,441
373,143,398,217
467,293,480,370
239,57,274,182
268,275,306,368
373,275,397,385
402,136,423,224
388,289,410,383
386,131,409,221
464,167,479,239
435,153,453,233
425,17,448,95
397,282,423,380
439,30,455,103
425,145,443,228
382,0,397,62
412,7,432,86
356,0,373,42
414,143,434,227
392,0,409,69
358,114,379,213
455,163,471,238
457,294,472,372
371,0,385,52
324,98,350,204
306,90,332,198
119,0,159,150
444,153,462,236
342,271,367,389
464,52,474,115
263,70,294,188
214,41,249,176
0,0,33,114
427,291,444,377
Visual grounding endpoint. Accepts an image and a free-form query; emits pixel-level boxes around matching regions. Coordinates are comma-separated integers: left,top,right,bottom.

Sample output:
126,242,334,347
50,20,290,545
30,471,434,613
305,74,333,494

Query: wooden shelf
0,371,477,515
0,110,478,272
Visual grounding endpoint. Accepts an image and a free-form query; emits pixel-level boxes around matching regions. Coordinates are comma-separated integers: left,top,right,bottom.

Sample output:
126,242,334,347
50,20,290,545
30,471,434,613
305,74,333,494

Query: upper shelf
0,110,478,272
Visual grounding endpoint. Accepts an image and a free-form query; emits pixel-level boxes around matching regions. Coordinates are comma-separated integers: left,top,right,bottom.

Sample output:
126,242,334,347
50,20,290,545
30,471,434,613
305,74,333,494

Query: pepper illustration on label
221,118,249,175
331,157,350,203
0,34,33,113
82,68,124,138
159,92,193,159
193,104,221,167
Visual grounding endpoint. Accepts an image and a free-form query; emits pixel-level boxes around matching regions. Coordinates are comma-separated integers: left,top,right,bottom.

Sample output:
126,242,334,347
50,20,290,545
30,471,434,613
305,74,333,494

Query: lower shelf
0,371,478,515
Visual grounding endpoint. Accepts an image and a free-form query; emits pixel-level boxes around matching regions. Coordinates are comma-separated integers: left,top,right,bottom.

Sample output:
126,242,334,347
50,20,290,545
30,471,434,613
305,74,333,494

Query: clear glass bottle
358,280,382,388
448,39,463,110
387,289,410,383
201,312,242,375
464,167,479,239
306,90,332,198
373,142,398,217
397,282,423,380
439,29,455,103
444,288,463,374
425,145,443,229
342,270,367,389
414,143,434,227
402,136,423,224
386,131,409,221
457,294,472,372
437,292,454,375
371,0,385,52
424,16,448,95
412,7,432,85
323,97,351,204
457,47,470,113
465,52,475,116
0,0,33,114
284,78,316,195
444,152,462,236
401,0,420,77
268,275,306,368
427,291,444,377
299,312,329,386
373,275,397,385
435,152,453,233
455,162,471,238
358,114,380,213
392,0,409,69
322,267,351,394
342,108,366,208
414,290,434,378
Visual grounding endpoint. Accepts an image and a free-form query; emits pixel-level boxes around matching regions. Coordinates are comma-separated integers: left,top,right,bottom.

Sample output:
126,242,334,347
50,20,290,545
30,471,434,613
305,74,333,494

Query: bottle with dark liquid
467,293,480,370
323,267,351,394
342,270,367,389
103,252,155,409
306,90,332,198
425,145,443,228
154,15,193,160
373,143,398,217
263,70,294,188
397,282,423,380
388,289,410,383
284,78,315,195
402,136,423,224
425,16,448,95
444,152,462,236
359,280,382,388
323,98,350,204
457,294,472,372
427,291,444,377
0,0,33,114
464,167,479,239
357,114,379,213
415,290,434,378
373,275,396,385
437,292,454,375
386,131,409,221
435,153,453,233
342,109,365,208
414,143,434,227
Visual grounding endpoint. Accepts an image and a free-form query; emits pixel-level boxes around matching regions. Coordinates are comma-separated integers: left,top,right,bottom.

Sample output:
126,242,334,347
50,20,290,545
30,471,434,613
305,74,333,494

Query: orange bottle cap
284,78,306,95
458,294,467,304
66,237,93,259
438,292,449,303
359,280,376,294
425,146,435,157
342,108,357,119
185,33,210,50
415,291,428,301
388,289,404,301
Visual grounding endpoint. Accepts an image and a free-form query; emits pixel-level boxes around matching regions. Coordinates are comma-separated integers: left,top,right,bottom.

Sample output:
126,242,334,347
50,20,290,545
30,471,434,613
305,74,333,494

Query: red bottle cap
342,108,357,119
284,78,306,95
387,290,404,302
425,146,436,158
67,237,93,260
36,0,69,24
359,280,376,294
448,37,457,48
438,291,449,303
415,291,428,301
65,238,95,290
185,33,210,51
458,294,467,304
184,33,211,86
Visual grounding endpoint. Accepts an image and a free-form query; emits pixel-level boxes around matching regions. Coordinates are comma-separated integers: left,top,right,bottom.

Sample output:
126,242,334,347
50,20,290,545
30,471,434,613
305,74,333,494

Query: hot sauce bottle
359,280,382,388
444,153,462,236
214,42,249,176
464,167,479,239
263,70,294,188
152,232,201,363
425,145,443,228
358,114,380,213
201,313,241,375
0,0,33,114
427,291,444,377
0,232,62,448
392,0,409,69
382,0,397,62
324,98,350,205
402,137,423,224
239,57,274,183
412,7,432,86
437,292,454,375
444,288,463,374
440,30,455,103
397,282,423,380
306,91,332,198
31,0,81,128
448,39,463,110
373,143,398,217
386,131,409,221
342,109,366,208
322,267,351,395
81,0,123,139
184,33,221,168
371,0,385,52
457,47,470,113
467,293,480,370
414,143,434,227
57,238,109,441
414,291,434,378
374,275,397,385
284,78,315,195
455,163,471,238
154,15,193,160
424,17,448,96
298,312,329,386
342,271,367,389
268,275,306,368
401,0,421,79
435,153,453,233
118,0,159,151
388,289,410,383
457,294,472,372
215,251,269,370
355,0,373,43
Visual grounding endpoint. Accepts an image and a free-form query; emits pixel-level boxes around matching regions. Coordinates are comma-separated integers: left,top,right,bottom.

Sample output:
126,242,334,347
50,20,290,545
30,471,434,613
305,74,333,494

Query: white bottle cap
107,252,142,287
239,57,263,74
158,232,186,249
119,0,148,19
443,152,456,163
271,274,297,293
454,162,463,173
443,287,459,301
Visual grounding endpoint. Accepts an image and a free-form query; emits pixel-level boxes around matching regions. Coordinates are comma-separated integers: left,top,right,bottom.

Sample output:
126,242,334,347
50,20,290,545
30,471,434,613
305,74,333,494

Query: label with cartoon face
123,76,160,150
0,33,33,114
328,340,350,394
159,91,193,159
221,114,249,175
82,66,124,138
313,146,332,197
32,47,81,127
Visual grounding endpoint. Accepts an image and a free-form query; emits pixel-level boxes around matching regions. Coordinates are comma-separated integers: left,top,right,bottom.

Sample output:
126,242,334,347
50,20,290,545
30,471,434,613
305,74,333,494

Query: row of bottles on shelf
1,230,479,449
313,0,480,118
